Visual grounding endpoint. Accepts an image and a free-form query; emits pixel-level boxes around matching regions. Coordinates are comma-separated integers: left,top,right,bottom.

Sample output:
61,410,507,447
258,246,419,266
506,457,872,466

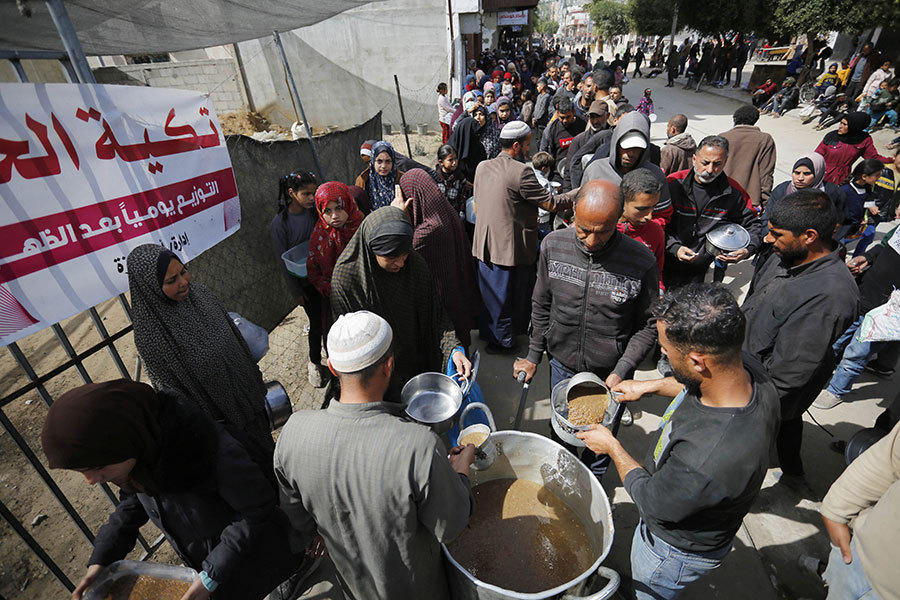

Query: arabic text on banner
0,83,240,347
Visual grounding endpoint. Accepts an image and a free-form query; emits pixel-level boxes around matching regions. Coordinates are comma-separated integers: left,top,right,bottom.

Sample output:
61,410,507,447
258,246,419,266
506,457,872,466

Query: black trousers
776,417,805,476
300,280,324,364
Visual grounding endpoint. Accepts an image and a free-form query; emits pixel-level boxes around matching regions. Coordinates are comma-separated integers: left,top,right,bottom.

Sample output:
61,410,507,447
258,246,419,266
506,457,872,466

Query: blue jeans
823,540,881,600
630,520,731,599
827,317,887,397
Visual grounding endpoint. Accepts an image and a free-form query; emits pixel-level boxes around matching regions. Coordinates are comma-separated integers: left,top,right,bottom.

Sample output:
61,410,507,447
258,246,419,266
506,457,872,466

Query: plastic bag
857,290,900,343
228,312,270,362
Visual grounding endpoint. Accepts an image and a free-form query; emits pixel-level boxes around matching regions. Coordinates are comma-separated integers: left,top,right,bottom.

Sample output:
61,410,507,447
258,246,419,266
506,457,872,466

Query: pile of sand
219,110,289,136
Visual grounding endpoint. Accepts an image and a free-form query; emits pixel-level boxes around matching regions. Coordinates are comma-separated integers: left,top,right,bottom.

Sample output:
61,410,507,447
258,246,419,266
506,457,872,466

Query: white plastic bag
857,290,900,343
228,312,270,361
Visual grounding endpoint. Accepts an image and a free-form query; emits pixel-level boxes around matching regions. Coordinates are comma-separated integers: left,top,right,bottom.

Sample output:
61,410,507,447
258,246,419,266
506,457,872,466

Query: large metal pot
443,431,618,600
402,372,471,433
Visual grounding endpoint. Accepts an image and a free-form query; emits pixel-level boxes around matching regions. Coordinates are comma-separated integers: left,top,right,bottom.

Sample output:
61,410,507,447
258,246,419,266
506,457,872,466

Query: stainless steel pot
402,372,471,433
704,223,750,256
550,374,619,448
264,381,291,430
443,431,619,600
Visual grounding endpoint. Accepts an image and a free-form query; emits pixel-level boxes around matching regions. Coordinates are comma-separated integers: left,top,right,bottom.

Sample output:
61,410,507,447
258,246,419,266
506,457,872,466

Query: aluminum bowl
402,372,465,433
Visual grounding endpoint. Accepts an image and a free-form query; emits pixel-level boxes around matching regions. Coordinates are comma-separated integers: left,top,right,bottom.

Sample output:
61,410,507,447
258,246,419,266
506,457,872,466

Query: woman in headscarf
307,182,364,335
474,105,501,160
495,96,517,131
354,140,405,211
764,152,848,228
126,244,273,468
400,169,480,348
331,206,472,401
447,108,487,182
42,380,302,600
814,111,892,185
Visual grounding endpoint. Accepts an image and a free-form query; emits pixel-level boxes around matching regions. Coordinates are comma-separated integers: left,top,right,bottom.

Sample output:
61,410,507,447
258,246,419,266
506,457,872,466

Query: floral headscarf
307,182,364,297
367,141,398,210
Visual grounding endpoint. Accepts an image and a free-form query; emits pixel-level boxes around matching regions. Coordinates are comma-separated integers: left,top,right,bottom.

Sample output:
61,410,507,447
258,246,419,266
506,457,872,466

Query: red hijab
306,182,364,297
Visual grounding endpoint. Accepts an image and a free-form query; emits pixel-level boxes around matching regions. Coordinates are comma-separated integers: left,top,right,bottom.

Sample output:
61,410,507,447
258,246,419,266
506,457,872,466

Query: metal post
10,58,28,82
393,75,413,157
0,498,75,592
52,324,93,383
87,307,131,380
272,30,325,181
7,343,54,407
44,0,94,84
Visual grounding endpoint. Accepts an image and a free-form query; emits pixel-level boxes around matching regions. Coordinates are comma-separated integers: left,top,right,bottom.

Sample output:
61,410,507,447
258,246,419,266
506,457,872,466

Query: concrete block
202,64,220,75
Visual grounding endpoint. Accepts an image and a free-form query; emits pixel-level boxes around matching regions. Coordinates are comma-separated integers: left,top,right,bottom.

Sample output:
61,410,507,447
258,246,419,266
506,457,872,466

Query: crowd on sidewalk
41,38,900,600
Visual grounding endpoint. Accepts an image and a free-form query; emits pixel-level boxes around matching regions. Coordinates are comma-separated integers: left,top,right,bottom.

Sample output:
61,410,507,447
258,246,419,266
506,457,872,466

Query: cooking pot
264,381,291,430
402,372,473,433
705,223,750,256
458,402,498,470
550,373,619,448
443,431,619,599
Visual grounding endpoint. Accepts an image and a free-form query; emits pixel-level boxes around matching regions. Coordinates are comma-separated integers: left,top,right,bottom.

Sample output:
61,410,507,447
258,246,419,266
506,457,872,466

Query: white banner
0,83,240,347
498,9,529,26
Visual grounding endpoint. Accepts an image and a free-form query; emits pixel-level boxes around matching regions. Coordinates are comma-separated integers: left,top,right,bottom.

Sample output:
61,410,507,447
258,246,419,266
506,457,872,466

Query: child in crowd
269,171,328,387
433,144,472,215
617,169,665,289
636,88,654,117
306,182,364,351
532,151,557,240
839,159,885,256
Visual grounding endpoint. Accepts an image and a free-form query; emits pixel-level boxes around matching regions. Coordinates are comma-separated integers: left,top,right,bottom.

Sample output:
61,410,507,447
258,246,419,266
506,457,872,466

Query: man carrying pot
275,311,475,600
578,283,780,600
513,179,659,462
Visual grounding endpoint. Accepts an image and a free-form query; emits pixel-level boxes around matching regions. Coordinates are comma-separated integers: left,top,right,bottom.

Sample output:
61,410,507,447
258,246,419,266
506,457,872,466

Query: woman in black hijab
41,380,302,600
447,109,487,182
330,207,471,401
814,111,892,185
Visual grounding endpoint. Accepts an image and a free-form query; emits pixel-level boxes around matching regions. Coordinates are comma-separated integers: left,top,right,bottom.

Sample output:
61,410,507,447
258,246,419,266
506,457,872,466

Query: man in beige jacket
720,105,776,209
472,120,577,353
820,420,900,599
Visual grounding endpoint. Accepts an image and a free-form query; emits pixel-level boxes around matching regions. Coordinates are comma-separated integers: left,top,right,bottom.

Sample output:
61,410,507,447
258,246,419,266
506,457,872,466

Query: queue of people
41,41,900,600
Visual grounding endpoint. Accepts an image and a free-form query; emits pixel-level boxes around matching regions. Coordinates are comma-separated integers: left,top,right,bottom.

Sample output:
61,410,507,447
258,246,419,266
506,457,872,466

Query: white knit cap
327,311,393,373
499,120,531,140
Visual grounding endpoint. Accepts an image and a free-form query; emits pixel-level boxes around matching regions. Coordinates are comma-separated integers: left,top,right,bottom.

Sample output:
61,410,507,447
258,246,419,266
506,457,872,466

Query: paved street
295,65,899,600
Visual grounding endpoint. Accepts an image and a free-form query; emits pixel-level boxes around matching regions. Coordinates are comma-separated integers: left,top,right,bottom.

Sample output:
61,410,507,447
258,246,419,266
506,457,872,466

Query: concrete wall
236,0,451,131
91,58,248,116
0,59,68,83
187,112,382,333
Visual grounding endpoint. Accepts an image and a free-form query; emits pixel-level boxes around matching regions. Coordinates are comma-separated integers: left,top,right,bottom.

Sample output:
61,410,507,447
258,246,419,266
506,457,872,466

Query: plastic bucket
281,240,310,278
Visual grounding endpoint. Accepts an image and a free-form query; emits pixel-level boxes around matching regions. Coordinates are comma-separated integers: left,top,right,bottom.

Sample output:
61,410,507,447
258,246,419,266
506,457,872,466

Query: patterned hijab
400,170,480,336
307,182,364,297
475,106,501,159
127,244,270,444
330,207,450,399
367,141,398,210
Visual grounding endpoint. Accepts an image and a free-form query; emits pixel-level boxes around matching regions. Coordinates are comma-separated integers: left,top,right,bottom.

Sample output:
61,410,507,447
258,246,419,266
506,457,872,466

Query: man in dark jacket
581,111,672,225
663,135,762,288
539,96,586,184
814,224,900,409
563,99,609,191
514,179,658,466
742,189,859,482
578,283,779,600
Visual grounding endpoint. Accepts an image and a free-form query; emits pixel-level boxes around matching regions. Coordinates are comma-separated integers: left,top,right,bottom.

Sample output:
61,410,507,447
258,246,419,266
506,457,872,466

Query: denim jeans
823,541,881,600
827,317,887,397
630,520,731,599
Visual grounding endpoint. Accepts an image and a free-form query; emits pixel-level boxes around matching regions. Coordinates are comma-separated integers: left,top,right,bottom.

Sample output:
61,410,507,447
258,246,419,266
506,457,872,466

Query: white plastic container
281,240,310,278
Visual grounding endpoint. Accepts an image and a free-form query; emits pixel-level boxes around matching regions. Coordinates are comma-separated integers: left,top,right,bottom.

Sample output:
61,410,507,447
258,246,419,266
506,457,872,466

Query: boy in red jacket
617,168,666,290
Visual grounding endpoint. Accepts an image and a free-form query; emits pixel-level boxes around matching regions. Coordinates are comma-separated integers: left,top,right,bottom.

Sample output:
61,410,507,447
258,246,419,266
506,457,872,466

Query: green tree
589,0,631,38
533,1,560,35
627,0,673,37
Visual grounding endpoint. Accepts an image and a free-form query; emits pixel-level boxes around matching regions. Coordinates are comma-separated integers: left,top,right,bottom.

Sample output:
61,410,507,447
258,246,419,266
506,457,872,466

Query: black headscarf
368,218,414,256
823,111,871,146
448,115,487,181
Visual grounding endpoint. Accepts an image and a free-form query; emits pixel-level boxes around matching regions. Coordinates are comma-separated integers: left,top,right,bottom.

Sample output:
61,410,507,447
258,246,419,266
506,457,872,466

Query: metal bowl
402,372,464,433
264,381,291,430
705,223,750,256
551,374,618,448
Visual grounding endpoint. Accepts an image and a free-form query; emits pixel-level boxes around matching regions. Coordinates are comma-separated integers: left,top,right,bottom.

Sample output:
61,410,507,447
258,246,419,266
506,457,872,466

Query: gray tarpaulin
0,0,378,54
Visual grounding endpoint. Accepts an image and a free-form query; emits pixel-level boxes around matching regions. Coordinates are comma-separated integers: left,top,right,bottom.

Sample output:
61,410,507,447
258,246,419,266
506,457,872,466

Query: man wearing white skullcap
274,310,475,600
472,120,580,353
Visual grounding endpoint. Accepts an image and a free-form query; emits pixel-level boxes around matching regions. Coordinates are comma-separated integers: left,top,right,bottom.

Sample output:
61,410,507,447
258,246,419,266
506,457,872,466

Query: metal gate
0,2,166,595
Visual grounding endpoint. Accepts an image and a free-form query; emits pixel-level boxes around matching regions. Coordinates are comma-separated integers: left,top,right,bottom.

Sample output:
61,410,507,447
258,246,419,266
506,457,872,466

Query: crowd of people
41,37,900,600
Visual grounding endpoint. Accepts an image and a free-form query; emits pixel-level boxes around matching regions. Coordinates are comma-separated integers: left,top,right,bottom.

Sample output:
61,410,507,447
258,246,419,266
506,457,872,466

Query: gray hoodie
580,112,672,215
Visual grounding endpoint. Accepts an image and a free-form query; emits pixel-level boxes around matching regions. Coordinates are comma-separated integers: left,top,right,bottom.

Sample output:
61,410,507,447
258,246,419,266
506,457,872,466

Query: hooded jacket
659,132,697,176
581,111,673,225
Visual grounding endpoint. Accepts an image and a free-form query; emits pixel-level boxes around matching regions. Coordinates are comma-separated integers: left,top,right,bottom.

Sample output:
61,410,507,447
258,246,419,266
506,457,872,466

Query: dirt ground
385,131,443,165
219,109,289,136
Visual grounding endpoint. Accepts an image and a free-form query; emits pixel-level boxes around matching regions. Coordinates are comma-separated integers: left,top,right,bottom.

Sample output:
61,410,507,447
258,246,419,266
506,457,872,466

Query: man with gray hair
664,135,762,288
275,310,475,599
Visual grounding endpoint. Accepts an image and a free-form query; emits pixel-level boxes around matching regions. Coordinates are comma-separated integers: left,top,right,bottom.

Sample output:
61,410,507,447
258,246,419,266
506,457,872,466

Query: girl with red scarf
306,182,364,334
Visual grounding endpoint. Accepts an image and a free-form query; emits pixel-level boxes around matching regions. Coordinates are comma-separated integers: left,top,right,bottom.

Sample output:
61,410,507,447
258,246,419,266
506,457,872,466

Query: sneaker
812,389,842,410
308,361,326,388
865,362,895,377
